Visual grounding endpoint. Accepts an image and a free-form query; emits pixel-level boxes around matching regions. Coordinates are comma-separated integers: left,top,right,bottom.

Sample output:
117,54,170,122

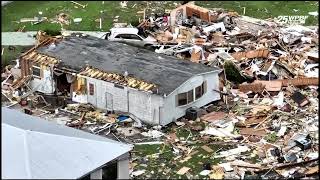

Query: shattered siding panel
30,67,55,94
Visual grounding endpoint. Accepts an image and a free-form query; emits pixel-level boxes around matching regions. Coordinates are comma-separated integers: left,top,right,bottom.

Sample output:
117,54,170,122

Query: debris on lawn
177,167,191,175
20,17,48,23
57,13,70,25
73,18,82,24
120,1,128,8
126,2,318,178
70,1,87,8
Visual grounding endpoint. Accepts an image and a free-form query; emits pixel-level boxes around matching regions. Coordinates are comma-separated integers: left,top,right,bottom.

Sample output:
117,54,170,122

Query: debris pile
135,2,319,89
1,65,48,108
129,94,318,178
125,2,319,179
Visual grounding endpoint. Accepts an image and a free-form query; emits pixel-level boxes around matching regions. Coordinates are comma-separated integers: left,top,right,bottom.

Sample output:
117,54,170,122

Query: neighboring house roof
36,34,220,95
1,32,37,46
1,107,133,179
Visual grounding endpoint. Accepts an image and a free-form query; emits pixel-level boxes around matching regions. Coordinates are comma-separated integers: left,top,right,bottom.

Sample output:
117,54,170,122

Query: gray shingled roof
2,107,132,179
36,34,220,95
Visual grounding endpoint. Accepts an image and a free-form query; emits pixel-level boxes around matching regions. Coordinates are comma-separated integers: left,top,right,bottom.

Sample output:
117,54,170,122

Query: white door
106,92,113,111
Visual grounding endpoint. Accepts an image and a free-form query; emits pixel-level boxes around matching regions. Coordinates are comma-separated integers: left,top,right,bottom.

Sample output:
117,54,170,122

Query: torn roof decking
36,34,220,95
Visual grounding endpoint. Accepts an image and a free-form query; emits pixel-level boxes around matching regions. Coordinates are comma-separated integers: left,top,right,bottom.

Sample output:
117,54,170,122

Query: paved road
2,31,107,46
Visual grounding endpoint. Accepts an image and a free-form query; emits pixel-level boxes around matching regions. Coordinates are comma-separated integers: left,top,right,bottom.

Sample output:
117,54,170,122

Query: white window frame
176,81,207,107
177,89,194,107
32,65,41,78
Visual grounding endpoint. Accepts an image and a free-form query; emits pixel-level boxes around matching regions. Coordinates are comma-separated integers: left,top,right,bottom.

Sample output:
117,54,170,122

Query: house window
32,66,41,78
187,89,194,103
177,92,187,106
203,81,207,94
176,81,207,107
195,81,207,100
177,89,194,106
195,85,202,99
89,83,94,95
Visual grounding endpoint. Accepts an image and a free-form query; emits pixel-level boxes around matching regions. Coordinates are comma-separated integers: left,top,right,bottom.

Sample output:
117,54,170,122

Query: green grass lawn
2,1,318,32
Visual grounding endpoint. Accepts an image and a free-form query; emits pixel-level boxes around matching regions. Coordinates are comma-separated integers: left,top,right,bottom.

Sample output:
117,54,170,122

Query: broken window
32,66,41,78
177,92,188,106
89,83,94,95
195,81,207,99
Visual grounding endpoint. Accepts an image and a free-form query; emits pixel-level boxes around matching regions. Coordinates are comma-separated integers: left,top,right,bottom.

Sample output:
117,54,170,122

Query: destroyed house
19,34,221,125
